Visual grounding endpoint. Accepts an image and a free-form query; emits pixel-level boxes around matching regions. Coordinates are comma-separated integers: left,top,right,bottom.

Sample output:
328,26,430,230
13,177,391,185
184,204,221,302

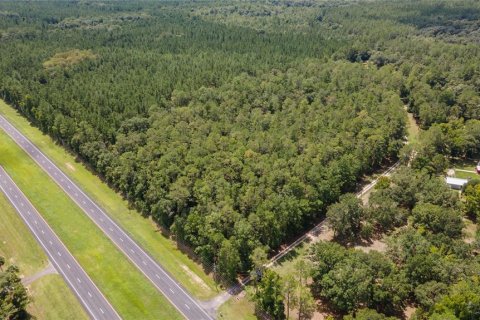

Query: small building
445,177,469,190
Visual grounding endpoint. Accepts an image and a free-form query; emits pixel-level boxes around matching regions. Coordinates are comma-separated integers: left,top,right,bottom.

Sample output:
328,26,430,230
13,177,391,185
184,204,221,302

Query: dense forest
308,167,480,319
247,162,480,319
1,0,480,300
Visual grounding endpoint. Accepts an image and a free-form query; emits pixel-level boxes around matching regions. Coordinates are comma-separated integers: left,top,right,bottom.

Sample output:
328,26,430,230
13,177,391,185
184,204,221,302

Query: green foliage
0,258,29,320
282,274,296,320
368,191,406,232
216,239,241,284
0,0,412,274
414,281,449,310
327,193,365,243
251,269,285,320
374,177,391,190
43,49,97,70
411,203,464,238
292,285,315,320
311,165,477,317
310,242,409,315
387,166,422,209
2,0,480,303
344,308,398,320
464,183,480,220
430,278,480,320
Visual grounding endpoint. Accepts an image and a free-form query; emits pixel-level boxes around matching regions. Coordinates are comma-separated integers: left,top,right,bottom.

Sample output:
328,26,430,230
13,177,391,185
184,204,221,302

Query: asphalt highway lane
0,166,120,320
0,115,214,320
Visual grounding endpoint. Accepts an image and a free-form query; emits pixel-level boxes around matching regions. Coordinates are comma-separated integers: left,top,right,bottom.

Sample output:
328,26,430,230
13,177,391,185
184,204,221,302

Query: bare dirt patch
181,264,210,292
355,239,387,253
65,162,76,172
404,305,416,319
307,224,334,243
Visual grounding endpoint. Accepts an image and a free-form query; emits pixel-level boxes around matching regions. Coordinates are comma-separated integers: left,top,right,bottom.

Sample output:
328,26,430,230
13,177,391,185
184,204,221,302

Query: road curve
0,166,121,320
0,115,214,320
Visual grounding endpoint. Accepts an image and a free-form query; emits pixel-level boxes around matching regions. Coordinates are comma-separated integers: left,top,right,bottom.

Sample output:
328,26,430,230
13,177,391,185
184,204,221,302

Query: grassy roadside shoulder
0,192,88,320
0,129,182,319
0,100,217,300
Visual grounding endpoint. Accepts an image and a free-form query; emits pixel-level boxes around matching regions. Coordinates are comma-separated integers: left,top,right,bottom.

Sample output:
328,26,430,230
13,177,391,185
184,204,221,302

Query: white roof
445,177,469,186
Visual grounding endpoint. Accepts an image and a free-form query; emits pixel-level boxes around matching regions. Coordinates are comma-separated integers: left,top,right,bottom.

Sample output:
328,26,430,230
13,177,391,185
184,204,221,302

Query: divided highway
0,115,213,320
0,166,120,320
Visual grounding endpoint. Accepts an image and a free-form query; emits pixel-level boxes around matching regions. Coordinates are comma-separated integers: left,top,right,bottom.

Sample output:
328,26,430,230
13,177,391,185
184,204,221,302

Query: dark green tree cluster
308,166,479,319
250,260,315,320
412,119,480,174
327,166,461,243
310,242,410,316
464,180,480,220
251,269,285,320
0,257,29,320
0,0,410,280
2,0,480,286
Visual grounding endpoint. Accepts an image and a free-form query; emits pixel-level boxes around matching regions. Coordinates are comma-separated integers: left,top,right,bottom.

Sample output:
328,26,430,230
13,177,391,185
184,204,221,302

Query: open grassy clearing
0,192,88,319
452,158,478,172
271,242,310,278
43,49,97,69
26,275,88,320
451,158,479,180
0,129,182,319
406,110,420,146
0,100,217,299
217,295,256,320
455,170,479,180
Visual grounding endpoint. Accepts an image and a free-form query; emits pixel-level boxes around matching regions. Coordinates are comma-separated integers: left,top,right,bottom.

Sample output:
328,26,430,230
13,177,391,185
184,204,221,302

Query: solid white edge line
0,173,99,320
0,117,124,320
0,115,213,320
0,165,121,320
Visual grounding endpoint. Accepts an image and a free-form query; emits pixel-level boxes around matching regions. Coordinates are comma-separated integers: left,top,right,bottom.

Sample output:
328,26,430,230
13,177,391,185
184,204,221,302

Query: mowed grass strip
0,100,217,299
0,129,182,320
0,192,88,320
26,275,89,320
0,192,47,274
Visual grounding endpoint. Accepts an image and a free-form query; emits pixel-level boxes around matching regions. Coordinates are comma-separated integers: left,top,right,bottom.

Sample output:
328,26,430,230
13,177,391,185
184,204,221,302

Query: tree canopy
0,258,29,320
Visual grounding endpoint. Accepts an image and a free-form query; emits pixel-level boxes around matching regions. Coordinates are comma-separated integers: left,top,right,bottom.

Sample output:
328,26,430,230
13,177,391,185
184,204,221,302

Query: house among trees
445,177,469,190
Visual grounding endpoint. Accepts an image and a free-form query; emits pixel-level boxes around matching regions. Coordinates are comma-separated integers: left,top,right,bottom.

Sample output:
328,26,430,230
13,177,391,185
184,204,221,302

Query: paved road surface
0,115,213,320
0,166,120,320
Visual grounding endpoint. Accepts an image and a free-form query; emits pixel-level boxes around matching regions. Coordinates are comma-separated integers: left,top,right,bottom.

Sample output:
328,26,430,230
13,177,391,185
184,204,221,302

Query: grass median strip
0,129,182,319
0,192,88,320
0,100,217,299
